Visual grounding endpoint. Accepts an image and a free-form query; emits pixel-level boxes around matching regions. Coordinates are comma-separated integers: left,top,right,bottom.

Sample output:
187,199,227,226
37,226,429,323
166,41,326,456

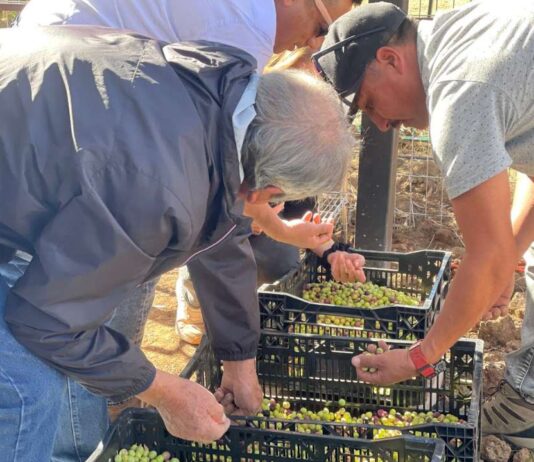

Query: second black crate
259,291,442,340
182,332,482,462
260,249,451,340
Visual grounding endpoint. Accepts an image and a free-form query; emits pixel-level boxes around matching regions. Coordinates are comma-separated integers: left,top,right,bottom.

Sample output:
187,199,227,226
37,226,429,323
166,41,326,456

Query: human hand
214,358,262,416
137,370,229,443
328,250,366,283
481,274,514,321
351,342,417,386
281,211,333,249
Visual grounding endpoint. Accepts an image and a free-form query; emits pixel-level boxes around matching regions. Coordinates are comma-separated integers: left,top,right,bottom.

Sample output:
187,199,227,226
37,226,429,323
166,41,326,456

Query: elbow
464,240,516,282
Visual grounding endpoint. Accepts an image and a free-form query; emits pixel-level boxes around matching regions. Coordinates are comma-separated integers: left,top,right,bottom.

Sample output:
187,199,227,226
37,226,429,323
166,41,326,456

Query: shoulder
428,80,513,199
172,0,276,70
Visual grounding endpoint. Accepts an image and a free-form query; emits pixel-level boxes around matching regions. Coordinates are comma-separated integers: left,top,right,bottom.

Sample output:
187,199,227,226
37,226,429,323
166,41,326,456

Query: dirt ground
140,269,197,375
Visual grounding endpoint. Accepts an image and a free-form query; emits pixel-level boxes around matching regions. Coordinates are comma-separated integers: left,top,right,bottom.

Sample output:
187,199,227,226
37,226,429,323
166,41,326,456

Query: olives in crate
302,281,419,308
114,444,178,462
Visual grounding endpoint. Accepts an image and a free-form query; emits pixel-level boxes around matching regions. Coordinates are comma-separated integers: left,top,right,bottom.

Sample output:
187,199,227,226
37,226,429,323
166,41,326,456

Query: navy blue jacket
0,26,259,401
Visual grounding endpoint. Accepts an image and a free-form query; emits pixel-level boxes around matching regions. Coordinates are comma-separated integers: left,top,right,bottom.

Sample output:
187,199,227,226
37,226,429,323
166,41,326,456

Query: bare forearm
243,202,288,243
137,369,165,407
243,203,333,249
421,250,516,363
311,239,335,257
420,172,517,361
137,369,170,407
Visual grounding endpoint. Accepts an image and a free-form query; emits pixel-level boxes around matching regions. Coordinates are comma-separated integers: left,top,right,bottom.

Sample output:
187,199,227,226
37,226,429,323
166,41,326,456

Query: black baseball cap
312,2,407,116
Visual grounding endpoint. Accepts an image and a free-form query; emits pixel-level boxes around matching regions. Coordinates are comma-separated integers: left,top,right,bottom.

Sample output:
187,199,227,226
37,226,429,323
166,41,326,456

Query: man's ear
375,46,404,74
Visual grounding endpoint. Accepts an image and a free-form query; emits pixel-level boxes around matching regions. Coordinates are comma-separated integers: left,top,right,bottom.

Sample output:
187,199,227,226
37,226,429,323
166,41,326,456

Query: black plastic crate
259,249,451,340
88,408,445,462
259,292,437,341
182,333,482,462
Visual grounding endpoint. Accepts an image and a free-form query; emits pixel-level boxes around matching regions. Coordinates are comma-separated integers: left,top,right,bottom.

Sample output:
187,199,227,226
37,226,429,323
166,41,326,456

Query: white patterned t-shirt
417,0,534,199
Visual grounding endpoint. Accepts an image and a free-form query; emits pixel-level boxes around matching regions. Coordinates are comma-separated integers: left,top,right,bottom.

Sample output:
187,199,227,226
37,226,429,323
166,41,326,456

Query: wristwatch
408,341,447,379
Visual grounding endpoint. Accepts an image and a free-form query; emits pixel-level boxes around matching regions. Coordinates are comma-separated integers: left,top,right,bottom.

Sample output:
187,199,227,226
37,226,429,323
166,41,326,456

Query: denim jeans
0,254,158,461
506,242,534,402
0,258,66,462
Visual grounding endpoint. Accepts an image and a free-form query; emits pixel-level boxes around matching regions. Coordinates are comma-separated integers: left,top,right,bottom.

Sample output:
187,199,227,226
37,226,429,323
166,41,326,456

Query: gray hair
241,70,355,202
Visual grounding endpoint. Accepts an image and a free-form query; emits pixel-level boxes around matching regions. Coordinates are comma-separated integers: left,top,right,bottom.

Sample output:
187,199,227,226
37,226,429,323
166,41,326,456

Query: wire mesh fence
317,191,352,241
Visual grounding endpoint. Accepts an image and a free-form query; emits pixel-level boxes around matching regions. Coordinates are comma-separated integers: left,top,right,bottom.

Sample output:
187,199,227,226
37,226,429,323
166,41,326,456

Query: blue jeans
0,255,157,461
506,242,534,402
0,258,66,462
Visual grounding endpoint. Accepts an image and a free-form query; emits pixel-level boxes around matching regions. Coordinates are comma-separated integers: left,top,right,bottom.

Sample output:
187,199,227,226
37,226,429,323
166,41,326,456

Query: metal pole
428,0,434,18
354,0,409,251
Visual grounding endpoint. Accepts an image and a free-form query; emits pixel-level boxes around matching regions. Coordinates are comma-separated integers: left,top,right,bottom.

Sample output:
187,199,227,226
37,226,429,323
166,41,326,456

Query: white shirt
17,0,274,177
17,0,276,71
233,73,260,181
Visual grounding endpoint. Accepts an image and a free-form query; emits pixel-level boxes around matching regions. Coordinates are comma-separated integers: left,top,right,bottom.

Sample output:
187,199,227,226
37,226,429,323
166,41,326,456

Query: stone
481,435,512,462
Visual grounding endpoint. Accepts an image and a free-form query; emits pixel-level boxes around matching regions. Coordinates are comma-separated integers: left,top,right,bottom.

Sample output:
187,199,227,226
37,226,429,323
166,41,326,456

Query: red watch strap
409,341,435,378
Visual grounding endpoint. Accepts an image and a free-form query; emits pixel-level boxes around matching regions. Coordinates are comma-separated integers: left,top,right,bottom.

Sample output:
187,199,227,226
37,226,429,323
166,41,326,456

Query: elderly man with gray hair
0,25,353,461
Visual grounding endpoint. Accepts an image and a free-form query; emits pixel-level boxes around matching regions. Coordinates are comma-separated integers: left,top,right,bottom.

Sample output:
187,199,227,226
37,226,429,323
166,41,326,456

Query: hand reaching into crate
137,370,230,443
214,358,263,416
324,250,366,283
351,340,418,385
308,246,367,284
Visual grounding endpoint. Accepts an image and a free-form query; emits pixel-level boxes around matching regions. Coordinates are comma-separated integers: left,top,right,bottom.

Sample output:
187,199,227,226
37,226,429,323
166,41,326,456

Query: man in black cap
314,0,534,448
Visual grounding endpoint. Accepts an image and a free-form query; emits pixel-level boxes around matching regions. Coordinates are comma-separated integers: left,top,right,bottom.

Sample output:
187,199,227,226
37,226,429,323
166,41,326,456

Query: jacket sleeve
4,165,183,402
187,225,260,361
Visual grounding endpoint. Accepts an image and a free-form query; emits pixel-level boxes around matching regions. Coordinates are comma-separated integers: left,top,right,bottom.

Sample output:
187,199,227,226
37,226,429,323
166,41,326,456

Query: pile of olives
114,444,178,462
302,281,420,308
257,398,463,440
